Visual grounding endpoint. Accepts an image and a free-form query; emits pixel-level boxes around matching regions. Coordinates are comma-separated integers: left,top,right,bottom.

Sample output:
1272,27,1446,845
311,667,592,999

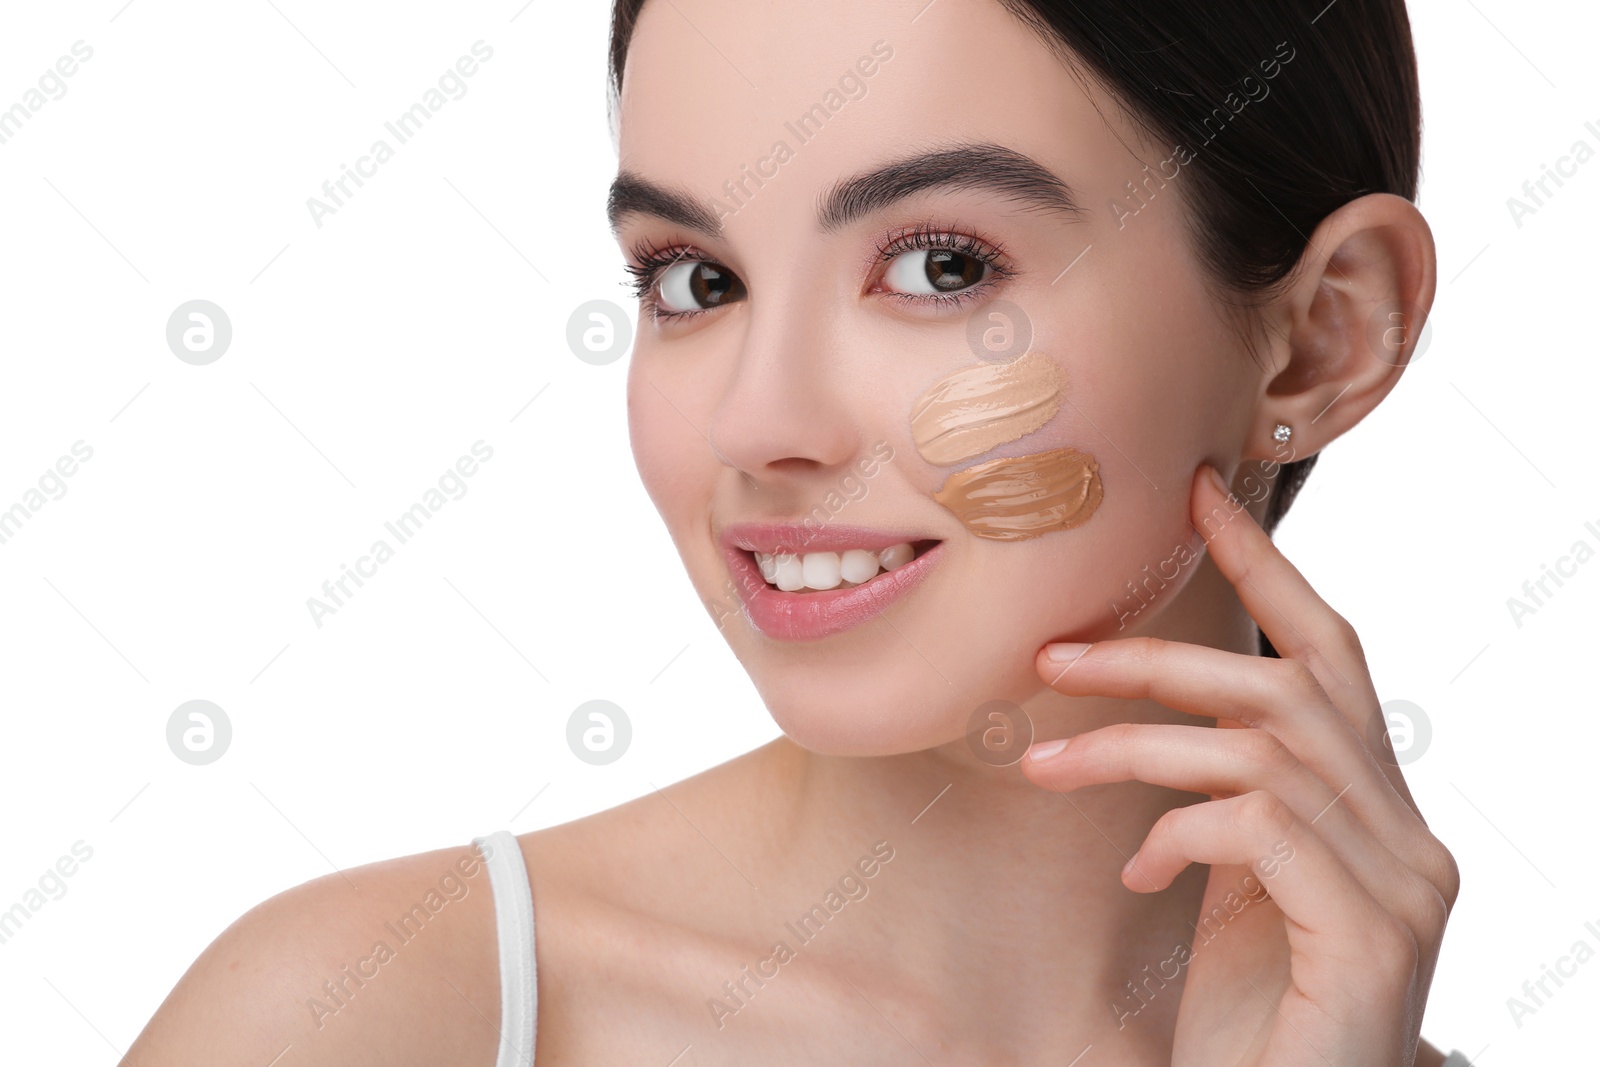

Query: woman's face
613,0,1267,755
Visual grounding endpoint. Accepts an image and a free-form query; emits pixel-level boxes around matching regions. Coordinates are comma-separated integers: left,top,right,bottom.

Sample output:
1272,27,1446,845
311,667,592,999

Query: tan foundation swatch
932,447,1103,541
911,350,1064,465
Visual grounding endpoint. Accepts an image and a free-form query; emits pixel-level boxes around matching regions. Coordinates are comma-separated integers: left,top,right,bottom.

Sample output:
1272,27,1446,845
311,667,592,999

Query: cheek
899,327,1221,639
1063,485,1208,634
931,448,1102,542
625,374,666,499
909,348,1064,466
954,475,1206,648
626,367,710,530
908,349,1105,542
1080,209,1259,471
628,370,742,625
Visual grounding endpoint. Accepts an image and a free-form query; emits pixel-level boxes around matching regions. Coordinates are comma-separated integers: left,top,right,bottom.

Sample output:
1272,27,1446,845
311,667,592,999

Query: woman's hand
1021,463,1459,1066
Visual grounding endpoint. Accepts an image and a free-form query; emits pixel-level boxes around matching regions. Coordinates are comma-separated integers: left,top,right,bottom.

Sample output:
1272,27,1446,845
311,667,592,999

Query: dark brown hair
607,0,1423,650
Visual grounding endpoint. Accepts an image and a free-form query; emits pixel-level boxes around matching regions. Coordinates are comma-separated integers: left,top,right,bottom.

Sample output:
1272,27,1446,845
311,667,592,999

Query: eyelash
622,240,710,322
622,223,1015,324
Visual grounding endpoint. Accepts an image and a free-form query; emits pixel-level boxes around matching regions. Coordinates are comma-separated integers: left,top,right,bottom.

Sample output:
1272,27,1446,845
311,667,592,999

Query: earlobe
1245,192,1437,462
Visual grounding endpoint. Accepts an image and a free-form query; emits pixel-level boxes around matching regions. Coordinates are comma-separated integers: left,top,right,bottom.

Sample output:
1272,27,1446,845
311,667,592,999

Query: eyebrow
606,141,1085,238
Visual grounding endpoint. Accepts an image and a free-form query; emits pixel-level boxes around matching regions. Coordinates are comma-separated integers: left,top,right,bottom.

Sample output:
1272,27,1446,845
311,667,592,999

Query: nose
707,301,864,483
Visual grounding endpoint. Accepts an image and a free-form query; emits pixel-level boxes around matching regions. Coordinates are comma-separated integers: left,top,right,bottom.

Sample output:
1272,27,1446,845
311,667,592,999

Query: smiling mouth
746,539,942,594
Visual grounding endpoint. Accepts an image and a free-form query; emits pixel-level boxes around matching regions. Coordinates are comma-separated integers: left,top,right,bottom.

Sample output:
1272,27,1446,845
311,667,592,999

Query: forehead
614,0,1149,227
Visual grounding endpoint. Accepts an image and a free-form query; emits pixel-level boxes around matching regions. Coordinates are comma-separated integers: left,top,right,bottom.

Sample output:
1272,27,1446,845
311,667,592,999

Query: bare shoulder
510,744,807,1058
120,838,502,1067
120,742,788,1066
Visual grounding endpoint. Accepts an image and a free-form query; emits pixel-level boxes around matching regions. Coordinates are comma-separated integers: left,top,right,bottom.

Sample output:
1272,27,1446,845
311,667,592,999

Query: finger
1127,791,1421,1006
1191,464,1379,725
1191,464,1418,807
1033,637,1421,840
1022,723,1448,939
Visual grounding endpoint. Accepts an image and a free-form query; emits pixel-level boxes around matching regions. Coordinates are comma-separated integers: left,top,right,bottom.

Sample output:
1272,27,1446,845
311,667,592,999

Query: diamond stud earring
1272,422,1292,445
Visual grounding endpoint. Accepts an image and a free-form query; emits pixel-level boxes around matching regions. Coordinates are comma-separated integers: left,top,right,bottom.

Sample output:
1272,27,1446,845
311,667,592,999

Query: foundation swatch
910,349,1064,465
932,447,1103,541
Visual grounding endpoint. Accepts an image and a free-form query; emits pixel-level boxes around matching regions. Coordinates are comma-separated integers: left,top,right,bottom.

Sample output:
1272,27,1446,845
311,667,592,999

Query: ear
1244,192,1436,463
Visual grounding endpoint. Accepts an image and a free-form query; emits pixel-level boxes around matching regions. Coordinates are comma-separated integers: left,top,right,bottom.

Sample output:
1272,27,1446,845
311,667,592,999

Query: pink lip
717,522,945,642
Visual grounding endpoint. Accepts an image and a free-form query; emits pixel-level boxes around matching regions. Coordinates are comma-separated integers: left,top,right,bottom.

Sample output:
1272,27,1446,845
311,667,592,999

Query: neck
758,548,1261,1053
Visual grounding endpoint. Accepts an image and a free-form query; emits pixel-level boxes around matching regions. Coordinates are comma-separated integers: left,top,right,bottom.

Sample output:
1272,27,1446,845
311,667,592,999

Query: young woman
123,0,1465,1063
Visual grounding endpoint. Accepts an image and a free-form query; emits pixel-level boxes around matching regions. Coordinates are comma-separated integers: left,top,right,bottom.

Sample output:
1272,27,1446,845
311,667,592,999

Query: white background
0,0,1594,1063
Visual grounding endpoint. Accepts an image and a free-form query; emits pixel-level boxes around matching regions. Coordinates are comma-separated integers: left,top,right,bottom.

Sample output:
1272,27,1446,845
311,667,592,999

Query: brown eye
883,247,990,295
656,259,746,314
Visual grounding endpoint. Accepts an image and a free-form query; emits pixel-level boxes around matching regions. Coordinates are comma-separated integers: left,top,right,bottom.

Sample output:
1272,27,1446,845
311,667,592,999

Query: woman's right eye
651,259,747,317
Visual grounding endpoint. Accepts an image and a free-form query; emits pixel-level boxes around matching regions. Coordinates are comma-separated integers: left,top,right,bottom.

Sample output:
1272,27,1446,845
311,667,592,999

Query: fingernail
1045,641,1091,663
1027,737,1070,762
1205,464,1229,496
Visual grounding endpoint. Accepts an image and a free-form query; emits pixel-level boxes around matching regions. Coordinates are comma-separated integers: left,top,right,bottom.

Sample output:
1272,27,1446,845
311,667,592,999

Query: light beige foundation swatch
910,350,1065,465
932,447,1104,541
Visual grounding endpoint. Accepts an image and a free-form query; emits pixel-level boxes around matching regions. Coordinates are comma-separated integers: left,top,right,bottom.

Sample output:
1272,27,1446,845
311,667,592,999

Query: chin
736,625,1047,757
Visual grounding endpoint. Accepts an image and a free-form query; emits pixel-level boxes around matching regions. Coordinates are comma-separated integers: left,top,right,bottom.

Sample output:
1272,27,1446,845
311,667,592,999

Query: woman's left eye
882,247,992,296
873,228,1012,307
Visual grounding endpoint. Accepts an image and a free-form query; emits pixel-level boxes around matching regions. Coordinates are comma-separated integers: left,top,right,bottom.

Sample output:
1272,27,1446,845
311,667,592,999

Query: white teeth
802,551,841,590
877,543,915,570
774,553,806,591
840,548,880,584
753,542,924,593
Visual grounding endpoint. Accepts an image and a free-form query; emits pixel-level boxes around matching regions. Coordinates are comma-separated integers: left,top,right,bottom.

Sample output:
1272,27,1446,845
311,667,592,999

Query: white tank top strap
474,830,538,1067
